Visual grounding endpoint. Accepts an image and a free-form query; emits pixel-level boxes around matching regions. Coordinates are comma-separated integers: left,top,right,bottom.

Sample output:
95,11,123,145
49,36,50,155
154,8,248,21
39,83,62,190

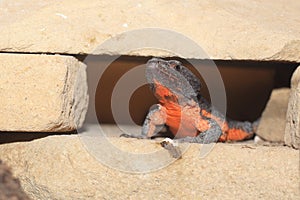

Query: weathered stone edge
1,39,299,62
0,53,88,132
284,66,300,149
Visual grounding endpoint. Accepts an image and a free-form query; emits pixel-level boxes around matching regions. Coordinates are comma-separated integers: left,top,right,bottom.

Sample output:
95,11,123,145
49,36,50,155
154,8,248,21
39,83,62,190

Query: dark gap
0,131,77,144
89,55,298,125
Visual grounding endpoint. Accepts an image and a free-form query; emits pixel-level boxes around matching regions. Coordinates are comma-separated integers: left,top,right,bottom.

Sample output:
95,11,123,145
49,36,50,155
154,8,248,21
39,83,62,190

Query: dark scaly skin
122,58,255,143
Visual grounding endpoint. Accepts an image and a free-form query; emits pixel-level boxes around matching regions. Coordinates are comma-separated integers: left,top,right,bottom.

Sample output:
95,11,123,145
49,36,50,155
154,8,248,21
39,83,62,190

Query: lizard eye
175,64,181,71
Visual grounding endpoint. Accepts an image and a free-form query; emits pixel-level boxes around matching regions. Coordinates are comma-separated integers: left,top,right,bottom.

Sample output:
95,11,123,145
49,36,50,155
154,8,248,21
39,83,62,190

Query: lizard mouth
146,58,175,78
146,58,173,94
146,57,182,70
146,58,166,70
146,58,197,104
146,58,175,87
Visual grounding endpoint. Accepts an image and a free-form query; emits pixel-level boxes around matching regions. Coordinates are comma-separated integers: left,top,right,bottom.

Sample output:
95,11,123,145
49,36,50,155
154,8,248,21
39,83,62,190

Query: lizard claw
160,138,178,146
160,138,182,159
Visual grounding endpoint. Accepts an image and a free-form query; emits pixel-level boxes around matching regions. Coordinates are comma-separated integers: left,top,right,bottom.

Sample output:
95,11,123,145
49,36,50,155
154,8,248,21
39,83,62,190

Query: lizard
121,58,257,145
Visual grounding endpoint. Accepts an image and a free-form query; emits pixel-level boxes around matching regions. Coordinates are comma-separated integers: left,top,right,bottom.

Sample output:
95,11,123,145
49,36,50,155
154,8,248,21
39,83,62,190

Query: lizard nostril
147,59,160,69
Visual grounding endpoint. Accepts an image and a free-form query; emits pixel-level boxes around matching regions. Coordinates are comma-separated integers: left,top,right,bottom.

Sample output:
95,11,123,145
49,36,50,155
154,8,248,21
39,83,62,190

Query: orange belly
164,103,210,138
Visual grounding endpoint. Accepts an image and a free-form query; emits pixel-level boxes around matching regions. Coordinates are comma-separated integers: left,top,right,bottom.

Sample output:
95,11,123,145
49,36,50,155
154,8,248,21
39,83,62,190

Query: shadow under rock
0,130,78,144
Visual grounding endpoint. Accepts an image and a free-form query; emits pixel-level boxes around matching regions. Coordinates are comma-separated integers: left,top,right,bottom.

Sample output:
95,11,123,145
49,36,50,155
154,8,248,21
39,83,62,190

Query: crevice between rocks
0,53,298,145
0,131,77,145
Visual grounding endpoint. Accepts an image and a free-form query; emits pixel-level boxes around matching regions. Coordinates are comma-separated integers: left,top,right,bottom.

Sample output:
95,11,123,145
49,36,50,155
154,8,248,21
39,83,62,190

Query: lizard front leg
120,104,167,139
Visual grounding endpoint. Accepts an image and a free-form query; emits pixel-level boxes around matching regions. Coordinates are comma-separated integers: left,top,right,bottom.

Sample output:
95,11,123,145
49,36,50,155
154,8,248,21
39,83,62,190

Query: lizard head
146,58,201,105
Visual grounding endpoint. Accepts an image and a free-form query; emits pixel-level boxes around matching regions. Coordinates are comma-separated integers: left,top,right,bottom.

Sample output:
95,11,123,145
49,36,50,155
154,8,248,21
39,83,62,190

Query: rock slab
0,53,88,132
256,88,290,142
0,131,298,199
285,66,300,149
0,0,299,61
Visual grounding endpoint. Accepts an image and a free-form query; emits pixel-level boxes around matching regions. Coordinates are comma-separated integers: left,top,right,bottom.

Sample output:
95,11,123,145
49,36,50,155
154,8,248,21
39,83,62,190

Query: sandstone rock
0,53,88,132
0,160,30,200
0,126,298,199
256,88,290,142
0,0,299,61
285,66,300,149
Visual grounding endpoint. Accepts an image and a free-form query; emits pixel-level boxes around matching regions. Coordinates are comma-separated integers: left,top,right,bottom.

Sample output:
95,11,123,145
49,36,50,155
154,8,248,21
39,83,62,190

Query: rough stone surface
0,160,30,200
0,53,88,132
285,66,300,149
0,0,299,61
0,125,298,199
256,88,290,142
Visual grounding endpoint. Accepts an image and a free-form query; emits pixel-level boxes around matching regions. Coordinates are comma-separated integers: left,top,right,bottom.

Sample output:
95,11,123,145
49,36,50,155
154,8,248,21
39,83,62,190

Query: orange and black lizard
122,58,257,143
